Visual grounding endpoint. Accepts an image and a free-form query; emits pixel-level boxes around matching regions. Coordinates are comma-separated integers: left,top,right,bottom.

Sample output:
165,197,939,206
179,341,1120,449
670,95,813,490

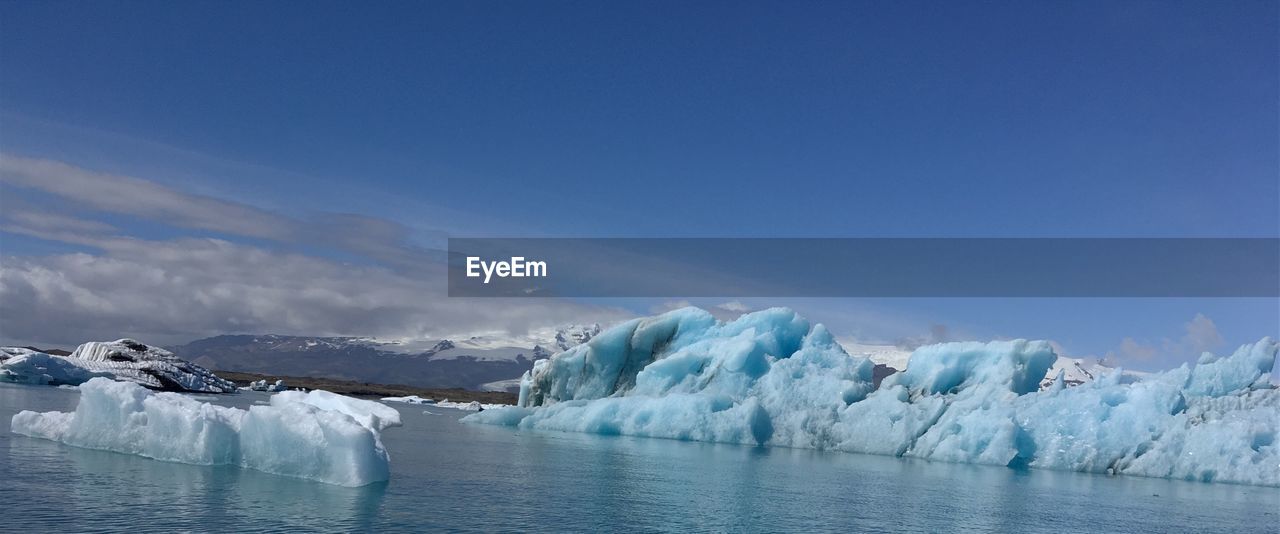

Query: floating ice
382,395,507,411
381,395,435,405
1,339,236,393
248,379,288,392
466,307,1280,487
11,378,402,486
275,389,402,432
435,400,504,411
0,350,111,385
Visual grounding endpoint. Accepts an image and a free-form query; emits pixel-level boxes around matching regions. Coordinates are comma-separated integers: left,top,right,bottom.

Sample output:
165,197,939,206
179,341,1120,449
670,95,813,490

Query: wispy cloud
0,153,442,269
1,154,293,240
0,153,632,346
1,209,117,236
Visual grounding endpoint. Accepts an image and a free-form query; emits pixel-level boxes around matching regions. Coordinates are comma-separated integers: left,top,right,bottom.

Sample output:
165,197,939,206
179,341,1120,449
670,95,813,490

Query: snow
466,307,1280,487
0,339,236,393
10,378,400,487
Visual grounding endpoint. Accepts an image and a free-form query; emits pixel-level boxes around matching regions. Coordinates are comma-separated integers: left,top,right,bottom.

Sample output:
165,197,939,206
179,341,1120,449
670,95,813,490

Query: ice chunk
273,389,402,431
466,308,1280,487
381,395,435,405
1178,341,1278,396
11,378,400,486
435,400,505,411
249,379,288,392
381,395,507,411
0,347,39,361
473,308,875,448
1,339,236,393
887,339,1056,395
0,351,112,385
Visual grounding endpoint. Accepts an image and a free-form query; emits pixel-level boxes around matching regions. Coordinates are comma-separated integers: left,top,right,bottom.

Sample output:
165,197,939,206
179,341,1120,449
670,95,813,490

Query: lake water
2,382,1276,533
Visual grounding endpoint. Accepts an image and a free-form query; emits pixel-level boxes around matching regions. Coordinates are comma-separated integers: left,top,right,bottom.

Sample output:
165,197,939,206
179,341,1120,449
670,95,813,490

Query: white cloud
0,154,639,347
650,300,694,314
0,153,441,269
1102,313,1226,367
893,324,952,350
2,210,117,235
1180,313,1224,354
647,299,757,321
1105,337,1158,365
0,154,293,240
0,235,631,347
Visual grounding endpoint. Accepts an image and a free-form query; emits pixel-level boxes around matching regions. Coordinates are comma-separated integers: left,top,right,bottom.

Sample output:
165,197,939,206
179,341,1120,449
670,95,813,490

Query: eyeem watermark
466,256,548,284
449,238,1280,297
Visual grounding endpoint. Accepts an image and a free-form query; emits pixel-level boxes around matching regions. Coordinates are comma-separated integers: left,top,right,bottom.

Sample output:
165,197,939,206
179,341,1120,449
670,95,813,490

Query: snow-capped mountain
838,339,1123,390
838,341,912,371
168,325,599,391
553,324,601,352
1041,355,1109,388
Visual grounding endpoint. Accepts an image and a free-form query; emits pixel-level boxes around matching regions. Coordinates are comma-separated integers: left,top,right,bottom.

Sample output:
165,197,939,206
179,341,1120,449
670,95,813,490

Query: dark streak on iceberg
1,339,236,393
465,307,1280,487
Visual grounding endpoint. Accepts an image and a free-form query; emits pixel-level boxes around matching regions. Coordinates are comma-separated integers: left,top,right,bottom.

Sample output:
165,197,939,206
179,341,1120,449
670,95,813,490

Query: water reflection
4,439,388,531
4,382,1277,533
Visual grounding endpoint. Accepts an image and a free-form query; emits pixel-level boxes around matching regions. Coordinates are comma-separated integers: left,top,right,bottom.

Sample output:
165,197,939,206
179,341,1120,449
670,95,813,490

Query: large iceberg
466,307,1280,487
0,339,236,393
11,378,401,486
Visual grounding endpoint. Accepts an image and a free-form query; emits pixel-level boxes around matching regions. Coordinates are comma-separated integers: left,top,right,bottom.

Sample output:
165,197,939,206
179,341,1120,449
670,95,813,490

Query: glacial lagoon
3,382,1276,533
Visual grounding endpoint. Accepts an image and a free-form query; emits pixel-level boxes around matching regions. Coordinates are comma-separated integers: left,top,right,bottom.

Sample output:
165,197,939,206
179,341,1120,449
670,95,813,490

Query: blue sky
0,1,1276,369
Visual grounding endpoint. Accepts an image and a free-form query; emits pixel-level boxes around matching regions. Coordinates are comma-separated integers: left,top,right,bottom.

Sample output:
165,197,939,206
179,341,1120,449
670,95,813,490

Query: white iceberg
382,395,506,411
1,339,236,393
11,377,402,486
465,307,1280,487
381,395,435,405
249,379,288,392
435,400,505,411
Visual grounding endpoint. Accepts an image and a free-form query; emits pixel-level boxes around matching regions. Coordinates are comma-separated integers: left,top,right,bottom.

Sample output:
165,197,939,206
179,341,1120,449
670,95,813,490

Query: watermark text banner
447,238,1279,297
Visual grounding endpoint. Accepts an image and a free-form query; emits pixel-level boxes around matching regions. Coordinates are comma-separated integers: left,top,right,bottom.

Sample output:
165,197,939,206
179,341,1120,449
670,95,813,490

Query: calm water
1,383,1276,533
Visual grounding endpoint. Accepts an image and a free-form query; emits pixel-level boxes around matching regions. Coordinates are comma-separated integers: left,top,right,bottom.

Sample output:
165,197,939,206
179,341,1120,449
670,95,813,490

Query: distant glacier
466,307,1280,487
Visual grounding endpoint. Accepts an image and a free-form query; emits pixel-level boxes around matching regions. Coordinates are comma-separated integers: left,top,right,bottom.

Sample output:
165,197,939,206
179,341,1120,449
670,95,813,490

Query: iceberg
1,339,236,393
11,377,402,486
381,395,507,411
465,307,1280,487
435,400,505,411
381,395,435,405
0,349,112,385
248,379,288,392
